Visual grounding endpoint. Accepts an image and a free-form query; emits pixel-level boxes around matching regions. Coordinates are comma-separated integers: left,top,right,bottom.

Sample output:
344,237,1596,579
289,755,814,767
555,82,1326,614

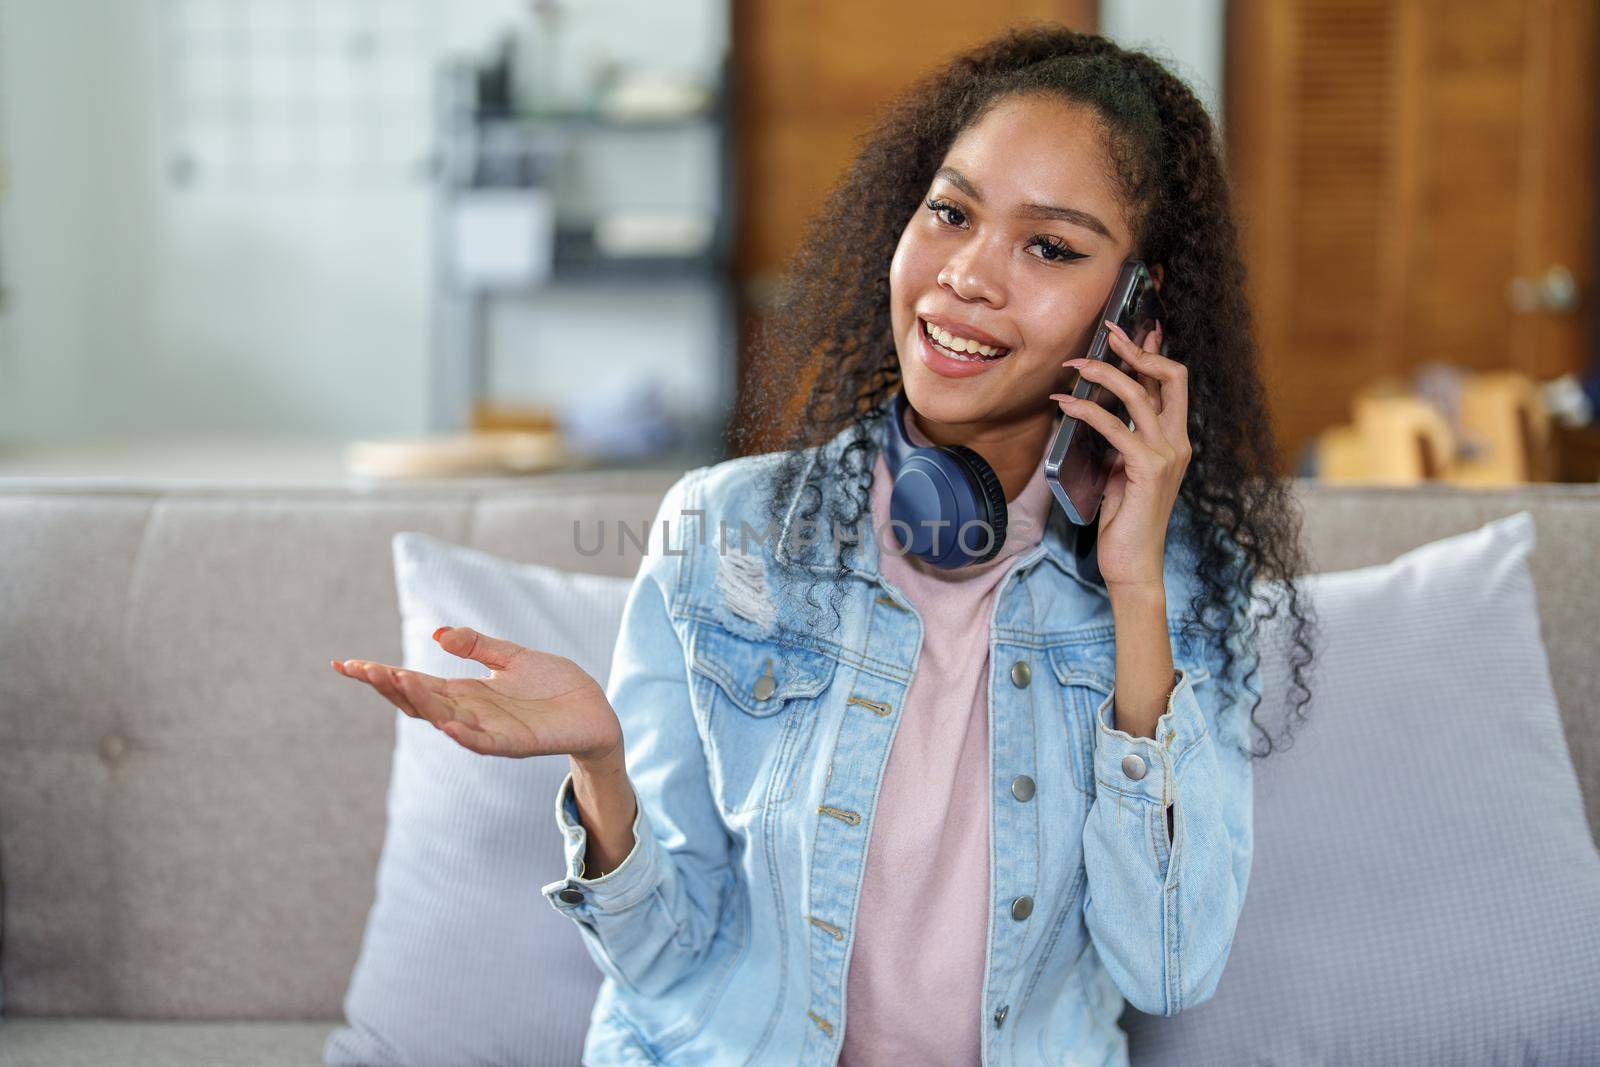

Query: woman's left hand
1048,318,1190,591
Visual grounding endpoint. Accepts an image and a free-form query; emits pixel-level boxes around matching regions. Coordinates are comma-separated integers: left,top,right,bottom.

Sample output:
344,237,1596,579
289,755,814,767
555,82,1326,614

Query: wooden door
1226,0,1597,472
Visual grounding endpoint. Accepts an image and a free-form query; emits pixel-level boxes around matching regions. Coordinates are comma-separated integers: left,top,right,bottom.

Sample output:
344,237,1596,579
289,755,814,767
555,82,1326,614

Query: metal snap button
557,888,585,905
1010,895,1033,921
1010,774,1035,802
993,1004,1009,1027
1122,753,1147,780
1009,659,1031,688
752,658,776,701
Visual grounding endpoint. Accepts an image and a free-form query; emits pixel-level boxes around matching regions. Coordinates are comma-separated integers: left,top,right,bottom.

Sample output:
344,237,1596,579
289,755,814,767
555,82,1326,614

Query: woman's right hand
331,626,623,763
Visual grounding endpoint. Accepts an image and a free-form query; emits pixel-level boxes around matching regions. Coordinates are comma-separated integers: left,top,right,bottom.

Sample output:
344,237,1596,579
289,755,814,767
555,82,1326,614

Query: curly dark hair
729,23,1319,760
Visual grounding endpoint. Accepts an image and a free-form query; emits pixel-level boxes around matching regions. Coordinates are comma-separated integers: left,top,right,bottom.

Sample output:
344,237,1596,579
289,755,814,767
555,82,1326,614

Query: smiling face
889,92,1140,434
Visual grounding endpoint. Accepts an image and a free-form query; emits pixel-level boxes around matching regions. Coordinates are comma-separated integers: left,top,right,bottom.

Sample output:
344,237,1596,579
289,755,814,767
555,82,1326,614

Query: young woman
333,24,1317,1066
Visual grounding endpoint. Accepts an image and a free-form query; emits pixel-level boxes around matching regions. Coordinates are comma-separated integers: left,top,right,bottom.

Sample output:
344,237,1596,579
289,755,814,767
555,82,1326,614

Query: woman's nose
938,242,1006,307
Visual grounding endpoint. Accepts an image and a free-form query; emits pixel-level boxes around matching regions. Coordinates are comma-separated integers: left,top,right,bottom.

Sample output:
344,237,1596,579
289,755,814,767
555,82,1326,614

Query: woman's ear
1150,263,1165,291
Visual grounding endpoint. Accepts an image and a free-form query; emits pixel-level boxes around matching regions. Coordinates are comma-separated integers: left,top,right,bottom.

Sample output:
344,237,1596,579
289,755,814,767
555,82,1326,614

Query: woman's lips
916,318,1012,378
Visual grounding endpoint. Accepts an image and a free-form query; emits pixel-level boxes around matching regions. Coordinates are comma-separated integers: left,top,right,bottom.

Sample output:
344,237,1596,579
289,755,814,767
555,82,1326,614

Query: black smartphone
1044,259,1165,526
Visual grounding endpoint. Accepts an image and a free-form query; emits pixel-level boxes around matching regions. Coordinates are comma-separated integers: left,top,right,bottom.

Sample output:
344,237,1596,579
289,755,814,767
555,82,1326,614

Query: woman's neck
908,406,1058,504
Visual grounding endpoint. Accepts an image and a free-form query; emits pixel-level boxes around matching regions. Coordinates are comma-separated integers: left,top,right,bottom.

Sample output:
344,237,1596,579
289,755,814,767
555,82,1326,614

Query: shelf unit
427,54,737,466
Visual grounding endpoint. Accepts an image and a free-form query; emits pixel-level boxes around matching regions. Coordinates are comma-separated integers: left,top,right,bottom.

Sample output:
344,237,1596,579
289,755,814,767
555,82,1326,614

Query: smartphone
1044,259,1165,527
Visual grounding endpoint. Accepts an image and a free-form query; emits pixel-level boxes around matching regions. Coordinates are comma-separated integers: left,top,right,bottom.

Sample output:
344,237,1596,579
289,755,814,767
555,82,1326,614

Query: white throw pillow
324,532,632,1067
1124,510,1600,1064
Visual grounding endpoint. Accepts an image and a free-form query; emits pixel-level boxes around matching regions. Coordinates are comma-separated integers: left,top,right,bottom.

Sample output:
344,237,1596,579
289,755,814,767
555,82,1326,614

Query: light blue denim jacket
540,411,1256,1066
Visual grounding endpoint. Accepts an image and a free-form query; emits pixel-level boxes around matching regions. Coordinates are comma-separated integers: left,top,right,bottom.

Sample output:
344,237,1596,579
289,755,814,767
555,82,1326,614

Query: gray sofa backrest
1,473,1595,1020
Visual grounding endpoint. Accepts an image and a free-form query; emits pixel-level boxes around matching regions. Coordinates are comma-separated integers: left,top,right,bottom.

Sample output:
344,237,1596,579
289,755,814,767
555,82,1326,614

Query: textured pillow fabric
1124,510,1600,1065
324,532,632,1067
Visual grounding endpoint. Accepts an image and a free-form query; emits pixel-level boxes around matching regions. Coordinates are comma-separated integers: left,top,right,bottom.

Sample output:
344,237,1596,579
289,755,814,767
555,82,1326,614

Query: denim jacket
540,410,1256,1066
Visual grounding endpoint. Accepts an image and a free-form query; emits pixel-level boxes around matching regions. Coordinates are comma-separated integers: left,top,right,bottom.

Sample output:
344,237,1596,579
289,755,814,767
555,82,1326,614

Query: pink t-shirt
837,407,1056,1066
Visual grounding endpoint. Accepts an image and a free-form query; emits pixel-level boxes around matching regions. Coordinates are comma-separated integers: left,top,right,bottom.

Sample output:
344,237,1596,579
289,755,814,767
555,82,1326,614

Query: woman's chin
900,371,1004,422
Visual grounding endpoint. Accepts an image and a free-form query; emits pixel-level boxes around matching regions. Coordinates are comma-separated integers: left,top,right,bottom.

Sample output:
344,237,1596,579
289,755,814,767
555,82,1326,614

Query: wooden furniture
1452,372,1557,484
1316,384,1456,485
1314,370,1558,485
1552,422,1600,482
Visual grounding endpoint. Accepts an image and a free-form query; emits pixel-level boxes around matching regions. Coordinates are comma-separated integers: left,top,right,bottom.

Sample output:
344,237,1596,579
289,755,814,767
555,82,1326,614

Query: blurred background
0,0,1594,486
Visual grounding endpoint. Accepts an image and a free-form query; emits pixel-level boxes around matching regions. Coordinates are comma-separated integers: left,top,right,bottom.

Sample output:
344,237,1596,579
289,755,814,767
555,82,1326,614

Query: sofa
0,469,1596,1066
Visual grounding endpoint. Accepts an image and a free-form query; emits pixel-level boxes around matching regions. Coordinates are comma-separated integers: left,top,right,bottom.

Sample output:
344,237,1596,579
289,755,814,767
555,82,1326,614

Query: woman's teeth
924,319,1009,361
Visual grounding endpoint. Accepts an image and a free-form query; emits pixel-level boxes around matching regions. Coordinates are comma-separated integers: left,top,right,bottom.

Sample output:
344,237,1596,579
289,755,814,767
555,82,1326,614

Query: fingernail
1063,358,1086,367
1104,319,1126,334
432,626,448,641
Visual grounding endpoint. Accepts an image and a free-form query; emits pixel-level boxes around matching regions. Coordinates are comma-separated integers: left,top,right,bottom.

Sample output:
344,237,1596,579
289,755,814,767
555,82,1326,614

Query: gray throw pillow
1124,510,1600,1065
324,532,632,1067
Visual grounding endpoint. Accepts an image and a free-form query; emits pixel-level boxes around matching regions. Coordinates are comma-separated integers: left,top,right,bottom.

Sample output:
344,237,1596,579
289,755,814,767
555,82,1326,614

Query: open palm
331,626,621,761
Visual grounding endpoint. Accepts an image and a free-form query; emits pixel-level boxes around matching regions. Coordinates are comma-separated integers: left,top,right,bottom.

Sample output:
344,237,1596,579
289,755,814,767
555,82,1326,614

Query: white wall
0,0,441,441
1100,0,1226,132
0,0,727,445
0,2,107,441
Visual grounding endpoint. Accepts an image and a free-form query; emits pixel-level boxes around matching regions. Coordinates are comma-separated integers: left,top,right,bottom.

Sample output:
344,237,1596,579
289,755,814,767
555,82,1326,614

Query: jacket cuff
1091,666,1209,804
540,768,660,914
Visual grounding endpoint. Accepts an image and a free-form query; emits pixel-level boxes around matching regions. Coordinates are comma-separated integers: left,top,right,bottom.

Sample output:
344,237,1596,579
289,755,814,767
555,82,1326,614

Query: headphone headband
881,388,915,478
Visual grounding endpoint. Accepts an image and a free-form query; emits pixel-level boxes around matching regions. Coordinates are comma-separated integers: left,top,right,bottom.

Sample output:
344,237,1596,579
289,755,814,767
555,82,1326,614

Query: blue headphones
879,387,1106,582
880,388,1009,568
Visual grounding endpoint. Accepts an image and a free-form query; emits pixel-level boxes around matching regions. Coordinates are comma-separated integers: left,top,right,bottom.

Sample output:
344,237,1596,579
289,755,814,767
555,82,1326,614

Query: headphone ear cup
942,444,1008,564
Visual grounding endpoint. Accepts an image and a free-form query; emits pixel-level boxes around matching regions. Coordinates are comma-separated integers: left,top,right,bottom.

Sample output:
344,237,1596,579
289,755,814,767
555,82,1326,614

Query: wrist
1106,578,1166,607
565,745,638,882
570,742,626,780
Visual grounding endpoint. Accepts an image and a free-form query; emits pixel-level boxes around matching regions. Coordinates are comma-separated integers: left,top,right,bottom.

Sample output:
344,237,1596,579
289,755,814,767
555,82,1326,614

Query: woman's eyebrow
934,165,1113,240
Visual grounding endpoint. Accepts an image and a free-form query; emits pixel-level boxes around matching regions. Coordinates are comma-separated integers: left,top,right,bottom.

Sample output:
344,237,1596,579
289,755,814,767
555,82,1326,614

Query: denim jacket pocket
688,621,838,817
